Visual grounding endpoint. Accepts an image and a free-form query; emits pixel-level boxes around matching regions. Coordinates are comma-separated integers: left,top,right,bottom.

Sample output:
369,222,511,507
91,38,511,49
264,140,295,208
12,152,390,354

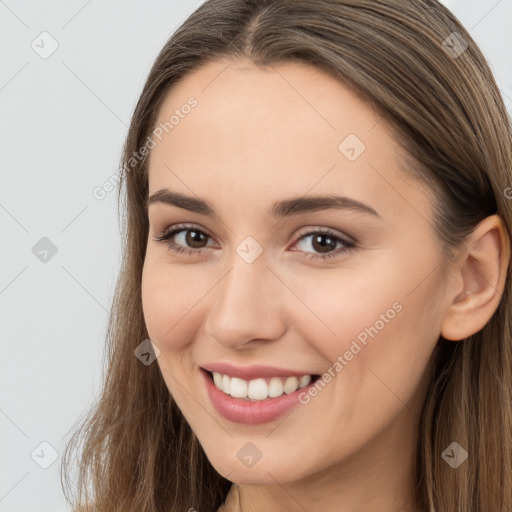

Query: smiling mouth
203,369,321,401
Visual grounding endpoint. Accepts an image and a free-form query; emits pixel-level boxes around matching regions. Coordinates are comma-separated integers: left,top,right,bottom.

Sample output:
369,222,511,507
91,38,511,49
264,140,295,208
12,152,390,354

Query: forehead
147,58,430,223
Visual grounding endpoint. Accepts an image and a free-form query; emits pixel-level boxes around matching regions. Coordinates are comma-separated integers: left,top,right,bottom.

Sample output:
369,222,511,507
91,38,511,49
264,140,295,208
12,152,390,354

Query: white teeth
268,377,284,397
230,377,248,398
222,374,230,392
283,376,299,394
213,372,223,389
211,372,314,400
248,378,268,400
299,375,311,388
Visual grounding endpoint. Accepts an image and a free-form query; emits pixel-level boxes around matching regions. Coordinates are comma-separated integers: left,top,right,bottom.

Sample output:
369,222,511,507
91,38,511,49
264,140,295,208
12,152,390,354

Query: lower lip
201,369,317,425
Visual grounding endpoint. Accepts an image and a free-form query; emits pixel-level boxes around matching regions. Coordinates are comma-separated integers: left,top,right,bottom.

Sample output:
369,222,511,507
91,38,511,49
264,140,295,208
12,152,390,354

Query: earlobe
440,214,510,342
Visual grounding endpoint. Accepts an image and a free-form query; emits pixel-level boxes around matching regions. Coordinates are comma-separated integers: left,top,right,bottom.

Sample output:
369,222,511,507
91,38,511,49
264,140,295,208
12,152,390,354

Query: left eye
154,225,356,260
292,230,355,259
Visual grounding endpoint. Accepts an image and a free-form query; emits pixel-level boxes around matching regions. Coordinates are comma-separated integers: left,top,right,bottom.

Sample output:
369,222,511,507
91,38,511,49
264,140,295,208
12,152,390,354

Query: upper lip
201,362,318,381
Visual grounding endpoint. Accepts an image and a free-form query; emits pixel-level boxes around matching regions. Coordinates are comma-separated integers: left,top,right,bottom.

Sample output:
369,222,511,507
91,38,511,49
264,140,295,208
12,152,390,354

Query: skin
141,57,510,512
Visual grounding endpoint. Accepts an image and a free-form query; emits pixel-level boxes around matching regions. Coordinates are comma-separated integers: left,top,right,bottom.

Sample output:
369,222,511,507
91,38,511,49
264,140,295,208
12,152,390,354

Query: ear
441,214,510,341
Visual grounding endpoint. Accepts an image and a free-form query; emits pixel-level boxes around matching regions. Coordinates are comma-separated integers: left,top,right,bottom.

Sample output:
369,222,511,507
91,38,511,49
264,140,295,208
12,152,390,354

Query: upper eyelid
295,226,354,242
156,223,217,243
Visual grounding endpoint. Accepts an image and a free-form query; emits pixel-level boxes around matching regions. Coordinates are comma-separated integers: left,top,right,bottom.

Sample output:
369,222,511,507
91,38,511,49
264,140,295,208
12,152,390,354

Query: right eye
154,224,217,256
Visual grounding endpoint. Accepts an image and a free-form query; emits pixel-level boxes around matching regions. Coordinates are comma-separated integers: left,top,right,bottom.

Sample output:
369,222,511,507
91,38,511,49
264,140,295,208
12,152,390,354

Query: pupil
186,230,207,248
312,234,336,253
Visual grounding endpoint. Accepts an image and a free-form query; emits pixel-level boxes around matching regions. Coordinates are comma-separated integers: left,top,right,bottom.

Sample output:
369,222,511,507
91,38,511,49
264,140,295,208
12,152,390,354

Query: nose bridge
205,252,286,348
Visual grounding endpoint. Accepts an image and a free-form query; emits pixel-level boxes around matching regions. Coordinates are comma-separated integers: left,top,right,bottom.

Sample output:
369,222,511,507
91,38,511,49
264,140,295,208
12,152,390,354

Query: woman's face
141,58,453,497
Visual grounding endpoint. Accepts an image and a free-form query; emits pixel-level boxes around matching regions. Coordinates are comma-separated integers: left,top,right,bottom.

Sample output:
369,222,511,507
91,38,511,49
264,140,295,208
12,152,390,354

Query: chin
203,445,309,485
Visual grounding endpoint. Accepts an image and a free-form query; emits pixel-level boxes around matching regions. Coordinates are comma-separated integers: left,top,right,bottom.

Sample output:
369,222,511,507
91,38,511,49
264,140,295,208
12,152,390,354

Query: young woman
61,1,512,511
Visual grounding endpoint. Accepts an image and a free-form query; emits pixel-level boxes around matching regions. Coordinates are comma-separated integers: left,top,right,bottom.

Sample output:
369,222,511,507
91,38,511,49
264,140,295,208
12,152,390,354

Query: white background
0,1,511,510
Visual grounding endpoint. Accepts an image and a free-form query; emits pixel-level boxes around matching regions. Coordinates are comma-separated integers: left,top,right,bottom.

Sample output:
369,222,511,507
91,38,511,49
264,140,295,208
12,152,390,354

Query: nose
203,254,287,350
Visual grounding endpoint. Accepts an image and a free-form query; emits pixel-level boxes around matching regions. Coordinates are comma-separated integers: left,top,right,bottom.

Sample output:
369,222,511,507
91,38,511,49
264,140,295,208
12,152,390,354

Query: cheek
291,255,440,387
277,264,439,457
141,261,201,402
141,256,220,359
141,258,193,347
287,264,402,356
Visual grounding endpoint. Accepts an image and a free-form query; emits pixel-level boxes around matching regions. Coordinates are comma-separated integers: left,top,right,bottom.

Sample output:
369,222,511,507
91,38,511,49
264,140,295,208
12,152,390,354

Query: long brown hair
61,1,512,510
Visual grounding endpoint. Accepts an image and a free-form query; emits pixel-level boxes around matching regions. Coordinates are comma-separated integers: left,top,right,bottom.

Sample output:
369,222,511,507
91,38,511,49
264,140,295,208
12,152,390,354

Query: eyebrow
147,189,381,219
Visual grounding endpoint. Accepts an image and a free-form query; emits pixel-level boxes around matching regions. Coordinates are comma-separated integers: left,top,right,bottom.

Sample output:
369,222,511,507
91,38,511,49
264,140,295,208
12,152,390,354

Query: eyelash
153,223,357,260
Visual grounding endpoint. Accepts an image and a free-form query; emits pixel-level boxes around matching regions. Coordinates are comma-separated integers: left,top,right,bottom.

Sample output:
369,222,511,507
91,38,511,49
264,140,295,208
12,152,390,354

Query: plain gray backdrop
1,1,511,511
